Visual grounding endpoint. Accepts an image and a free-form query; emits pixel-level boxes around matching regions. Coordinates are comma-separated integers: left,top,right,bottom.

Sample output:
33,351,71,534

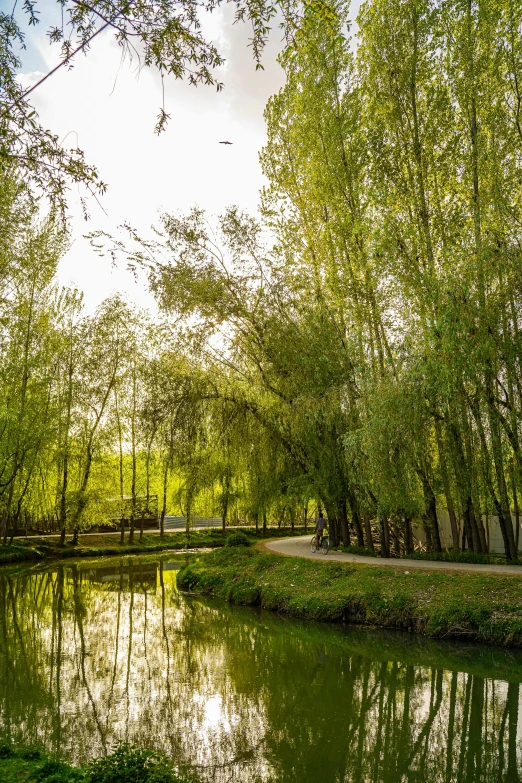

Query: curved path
264,535,522,576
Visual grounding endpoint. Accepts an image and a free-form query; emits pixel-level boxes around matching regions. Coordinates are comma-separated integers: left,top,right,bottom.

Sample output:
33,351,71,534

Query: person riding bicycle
314,511,327,550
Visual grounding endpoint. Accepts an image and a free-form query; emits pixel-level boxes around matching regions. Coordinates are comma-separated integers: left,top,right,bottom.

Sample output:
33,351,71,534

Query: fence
163,516,222,530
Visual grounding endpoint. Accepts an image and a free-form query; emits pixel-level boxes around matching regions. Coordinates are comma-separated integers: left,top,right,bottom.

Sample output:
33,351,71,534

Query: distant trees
0,189,269,542
0,180,185,542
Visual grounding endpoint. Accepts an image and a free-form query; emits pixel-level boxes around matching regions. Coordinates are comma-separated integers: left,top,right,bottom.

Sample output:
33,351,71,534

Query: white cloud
17,70,46,90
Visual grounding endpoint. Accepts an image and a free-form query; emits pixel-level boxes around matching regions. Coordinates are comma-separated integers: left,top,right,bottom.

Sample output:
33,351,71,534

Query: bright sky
11,4,287,311
8,2,361,312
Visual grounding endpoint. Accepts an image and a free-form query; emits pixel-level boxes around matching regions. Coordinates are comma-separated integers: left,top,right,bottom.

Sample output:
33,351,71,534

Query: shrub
31,757,86,782
0,741,14,759
225,532,251,548
339,545,376,557
19,746,43,760
88,744,190,783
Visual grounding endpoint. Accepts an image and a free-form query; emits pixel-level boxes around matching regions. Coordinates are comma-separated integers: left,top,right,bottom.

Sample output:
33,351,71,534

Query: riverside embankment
0,527,306,568
177,543,522,647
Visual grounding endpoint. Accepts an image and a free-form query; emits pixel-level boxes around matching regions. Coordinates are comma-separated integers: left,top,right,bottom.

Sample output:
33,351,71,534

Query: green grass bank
0,742,193,782
177,546,522,648
0,527,307,567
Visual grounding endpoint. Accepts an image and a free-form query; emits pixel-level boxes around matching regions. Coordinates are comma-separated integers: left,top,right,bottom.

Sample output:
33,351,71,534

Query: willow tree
260,2,396,548
54,288,85,546
67,297,129,543
0,177,65,544
357,0,522,557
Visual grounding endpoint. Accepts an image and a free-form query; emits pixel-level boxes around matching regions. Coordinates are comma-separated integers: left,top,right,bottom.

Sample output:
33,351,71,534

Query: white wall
413,509,522,554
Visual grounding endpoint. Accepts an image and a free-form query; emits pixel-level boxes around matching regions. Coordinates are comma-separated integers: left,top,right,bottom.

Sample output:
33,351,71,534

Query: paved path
265,535,522,576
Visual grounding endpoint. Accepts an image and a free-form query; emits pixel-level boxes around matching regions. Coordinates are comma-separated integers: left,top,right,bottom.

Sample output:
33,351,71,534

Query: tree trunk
1,511,7,547
221,469,230,532
349,503,364,547
2,483,14,546
59,453,68,547
160,457,169,538
404,516,413,554
325,502,339,547
421,476,442,552
380,516,390,558
473,505,488,554
449,410,483,553
186,495,192,537
473,400,515,558
423,515,433,553
487,405,516,558
129,362,137,547
514,482,520,554
435,419,460,550
390,522,401,556
462,498,474,553
363,514,374,553
339,500,350,547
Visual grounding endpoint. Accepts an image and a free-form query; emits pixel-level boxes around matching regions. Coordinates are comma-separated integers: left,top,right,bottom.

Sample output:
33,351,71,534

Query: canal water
1,554,522,782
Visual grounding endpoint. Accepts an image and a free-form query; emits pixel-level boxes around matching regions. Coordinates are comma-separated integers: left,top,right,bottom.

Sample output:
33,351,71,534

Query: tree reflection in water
0,555,522,783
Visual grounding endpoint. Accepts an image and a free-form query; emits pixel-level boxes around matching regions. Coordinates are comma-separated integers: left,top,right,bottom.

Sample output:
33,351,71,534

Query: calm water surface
1,554,522,782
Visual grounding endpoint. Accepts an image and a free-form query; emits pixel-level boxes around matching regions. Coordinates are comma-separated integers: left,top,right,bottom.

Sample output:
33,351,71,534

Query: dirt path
264,535,522,576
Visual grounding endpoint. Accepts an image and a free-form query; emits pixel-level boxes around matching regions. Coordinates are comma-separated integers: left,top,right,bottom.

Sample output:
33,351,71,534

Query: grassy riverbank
177,546,522,647
0,527,307,566
0,742,193,782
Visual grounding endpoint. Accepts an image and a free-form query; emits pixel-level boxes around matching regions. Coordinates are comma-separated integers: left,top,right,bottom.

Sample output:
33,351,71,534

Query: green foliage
19,747,43,761
88,744,188,783
338,545,377,558
31,757,86,782
226,532,252,547
0,744,193,783
0,741,14,759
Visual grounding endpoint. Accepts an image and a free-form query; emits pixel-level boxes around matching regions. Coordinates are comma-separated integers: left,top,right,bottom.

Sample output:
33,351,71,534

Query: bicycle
310,534,330,554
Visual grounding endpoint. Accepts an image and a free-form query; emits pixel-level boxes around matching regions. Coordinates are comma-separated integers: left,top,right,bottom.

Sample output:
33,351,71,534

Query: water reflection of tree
0,560,522,782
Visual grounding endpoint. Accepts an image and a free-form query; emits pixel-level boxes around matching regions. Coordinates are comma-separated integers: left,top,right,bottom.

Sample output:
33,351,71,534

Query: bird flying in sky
219,141,233,145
